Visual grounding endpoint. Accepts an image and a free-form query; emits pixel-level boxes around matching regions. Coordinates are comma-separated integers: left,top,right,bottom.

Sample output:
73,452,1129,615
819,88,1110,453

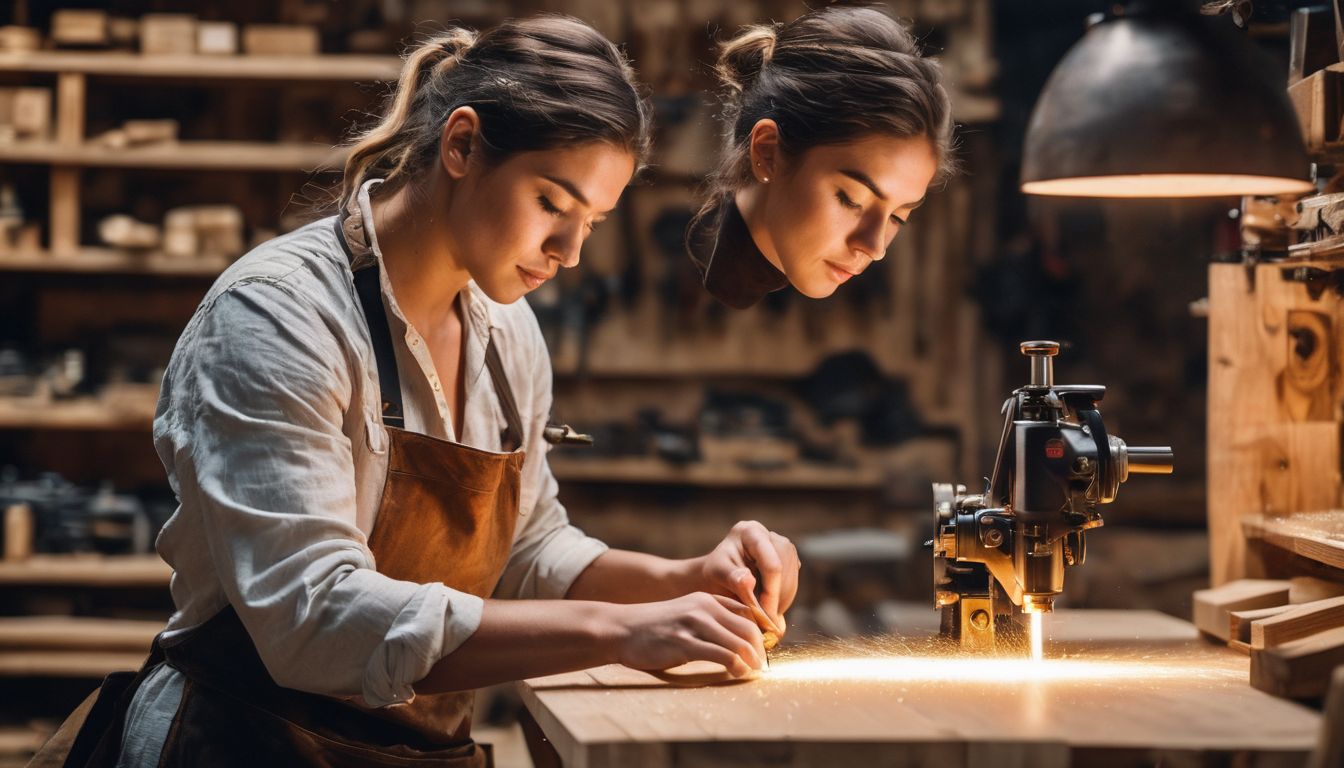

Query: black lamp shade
1021,5,1313,198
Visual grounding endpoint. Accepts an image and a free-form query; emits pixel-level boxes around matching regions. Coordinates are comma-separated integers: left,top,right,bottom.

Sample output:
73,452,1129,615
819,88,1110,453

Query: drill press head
931,341,1174,650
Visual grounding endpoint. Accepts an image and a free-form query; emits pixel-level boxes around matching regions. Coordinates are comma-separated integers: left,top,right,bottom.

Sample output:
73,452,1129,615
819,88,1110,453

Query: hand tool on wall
930,341,1173,650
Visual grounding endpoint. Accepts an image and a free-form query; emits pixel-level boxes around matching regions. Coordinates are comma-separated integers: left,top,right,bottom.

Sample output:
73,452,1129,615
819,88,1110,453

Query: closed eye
835,190,861,211
537,195,564,217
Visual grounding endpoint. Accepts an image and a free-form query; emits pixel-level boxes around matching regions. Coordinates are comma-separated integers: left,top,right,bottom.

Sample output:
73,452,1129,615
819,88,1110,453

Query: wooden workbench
517,610,1323,767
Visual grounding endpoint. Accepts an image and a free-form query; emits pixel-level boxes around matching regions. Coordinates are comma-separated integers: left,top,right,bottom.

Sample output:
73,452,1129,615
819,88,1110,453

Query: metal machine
931,341,1174,649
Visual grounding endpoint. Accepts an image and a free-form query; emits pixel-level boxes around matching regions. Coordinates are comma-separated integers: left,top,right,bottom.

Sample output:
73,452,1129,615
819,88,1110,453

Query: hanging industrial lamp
1021,0,1313,198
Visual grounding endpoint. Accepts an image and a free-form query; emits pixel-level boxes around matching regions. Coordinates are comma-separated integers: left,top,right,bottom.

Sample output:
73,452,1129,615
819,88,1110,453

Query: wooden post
49,72,84,256
1207,263,1344,585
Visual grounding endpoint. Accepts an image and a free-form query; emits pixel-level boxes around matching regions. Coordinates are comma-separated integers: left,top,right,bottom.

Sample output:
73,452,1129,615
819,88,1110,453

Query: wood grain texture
1250,595,1344,649
1251,625,1344,700
1193,579,1291,641
519,611,1321,767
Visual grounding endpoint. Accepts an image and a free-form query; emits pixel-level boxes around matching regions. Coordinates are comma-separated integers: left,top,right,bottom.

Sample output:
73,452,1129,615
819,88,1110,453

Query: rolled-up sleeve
492,310,607,601
157,280,480,707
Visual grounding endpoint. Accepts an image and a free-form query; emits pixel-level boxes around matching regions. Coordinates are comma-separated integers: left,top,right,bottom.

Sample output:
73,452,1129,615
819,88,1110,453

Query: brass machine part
931,341,1173,650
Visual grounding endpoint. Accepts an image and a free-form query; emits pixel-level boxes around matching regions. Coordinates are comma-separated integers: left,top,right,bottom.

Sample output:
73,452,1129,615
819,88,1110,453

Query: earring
761,176,770,183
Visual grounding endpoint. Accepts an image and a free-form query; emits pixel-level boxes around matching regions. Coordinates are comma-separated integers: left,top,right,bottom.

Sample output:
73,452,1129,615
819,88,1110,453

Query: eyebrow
839,169,925,209
542,174,589,207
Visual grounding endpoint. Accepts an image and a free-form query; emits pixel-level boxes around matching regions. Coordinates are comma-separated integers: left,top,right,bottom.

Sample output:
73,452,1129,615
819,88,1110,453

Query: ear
440,106,481,180
747,119,780,183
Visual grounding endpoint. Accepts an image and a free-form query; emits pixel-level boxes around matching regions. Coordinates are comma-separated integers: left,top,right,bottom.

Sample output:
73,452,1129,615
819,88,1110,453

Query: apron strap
335,216,523,450
484,337,524,452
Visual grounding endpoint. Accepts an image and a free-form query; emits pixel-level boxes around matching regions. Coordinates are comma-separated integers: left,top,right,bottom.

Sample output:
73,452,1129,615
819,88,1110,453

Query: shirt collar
342,177,499,342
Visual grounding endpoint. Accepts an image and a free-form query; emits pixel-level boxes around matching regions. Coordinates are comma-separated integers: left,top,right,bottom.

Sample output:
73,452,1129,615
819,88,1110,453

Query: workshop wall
0,1,1255,762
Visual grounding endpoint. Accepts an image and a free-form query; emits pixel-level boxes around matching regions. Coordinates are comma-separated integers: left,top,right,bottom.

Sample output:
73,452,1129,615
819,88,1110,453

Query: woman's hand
698,521,800,633
610,592,765,677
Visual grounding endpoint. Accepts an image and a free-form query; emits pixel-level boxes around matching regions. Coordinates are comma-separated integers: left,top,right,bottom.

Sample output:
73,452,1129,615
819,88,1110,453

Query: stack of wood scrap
93,119,178,149
1194,576,1344,699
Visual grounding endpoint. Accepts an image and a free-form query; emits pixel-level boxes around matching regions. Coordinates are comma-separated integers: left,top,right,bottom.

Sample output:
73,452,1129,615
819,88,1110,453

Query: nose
545,223,584,270
848,213,885,263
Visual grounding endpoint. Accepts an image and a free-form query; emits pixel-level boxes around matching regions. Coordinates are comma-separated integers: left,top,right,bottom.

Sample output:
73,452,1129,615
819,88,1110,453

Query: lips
824,260,864,284
517,265,553,289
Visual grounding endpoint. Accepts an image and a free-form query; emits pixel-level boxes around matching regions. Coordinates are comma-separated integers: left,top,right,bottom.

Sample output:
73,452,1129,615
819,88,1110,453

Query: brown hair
340,16,651,206
694,6,955,235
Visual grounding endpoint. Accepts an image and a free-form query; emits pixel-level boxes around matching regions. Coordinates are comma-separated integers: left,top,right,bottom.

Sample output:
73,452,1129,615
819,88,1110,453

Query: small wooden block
1231,604,1296,644
140,14,197,56
11,88,51,140
197,22,237,55
121,119,178,145
51,10,110,47
1252,595,1344,650
1193,579,1292,642
243,25,320,56
98,214,160,249
0,26,41,53
1251,625,1344,700
1291,576,1344,604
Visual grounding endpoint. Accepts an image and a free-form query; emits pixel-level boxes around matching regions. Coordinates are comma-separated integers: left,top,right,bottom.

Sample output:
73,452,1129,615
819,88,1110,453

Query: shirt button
409,337,419,346
430,378,441,391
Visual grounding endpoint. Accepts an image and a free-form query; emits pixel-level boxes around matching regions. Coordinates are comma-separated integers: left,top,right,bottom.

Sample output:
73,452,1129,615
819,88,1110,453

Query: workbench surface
516,609,1322,767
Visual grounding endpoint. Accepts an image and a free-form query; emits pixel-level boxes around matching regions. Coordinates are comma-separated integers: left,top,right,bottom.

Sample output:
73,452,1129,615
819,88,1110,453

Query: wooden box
51,10,109,48
242,25,319,56
140,14,197,56
196,22,238,56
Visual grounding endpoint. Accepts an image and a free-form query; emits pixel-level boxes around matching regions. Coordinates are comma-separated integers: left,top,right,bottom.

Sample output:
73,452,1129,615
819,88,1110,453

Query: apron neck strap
335,215,523,450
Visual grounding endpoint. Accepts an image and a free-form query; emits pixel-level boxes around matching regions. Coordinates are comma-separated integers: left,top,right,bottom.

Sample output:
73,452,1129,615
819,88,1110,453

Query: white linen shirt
147,178,607,708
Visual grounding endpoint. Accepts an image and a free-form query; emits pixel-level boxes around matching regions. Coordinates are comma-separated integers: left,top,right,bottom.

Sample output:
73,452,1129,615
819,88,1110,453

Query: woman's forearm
415,599,621,693
564,549,707,603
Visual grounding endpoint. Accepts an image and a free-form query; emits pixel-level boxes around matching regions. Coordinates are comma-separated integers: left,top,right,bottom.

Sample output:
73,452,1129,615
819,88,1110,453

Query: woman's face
747,132,938,299
446,137,635,305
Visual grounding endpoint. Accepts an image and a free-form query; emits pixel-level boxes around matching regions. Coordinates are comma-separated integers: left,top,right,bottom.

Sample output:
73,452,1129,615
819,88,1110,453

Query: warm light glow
767,656,1233,684
1030,612,1043,662
1021,173,1314,198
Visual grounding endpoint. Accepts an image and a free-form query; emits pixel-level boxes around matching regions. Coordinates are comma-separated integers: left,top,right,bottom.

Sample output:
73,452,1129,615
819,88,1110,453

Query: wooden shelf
0,139,345,171
548,456,884,490
0,555,169,587
0,51,401,82
0,398,153,431
1244,512,1344,571
0,616,160,651
0,247,230,276
0,650,146,678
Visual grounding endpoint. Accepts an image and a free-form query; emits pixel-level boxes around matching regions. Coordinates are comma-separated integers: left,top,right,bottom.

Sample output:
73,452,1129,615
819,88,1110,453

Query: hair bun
716,24,779,95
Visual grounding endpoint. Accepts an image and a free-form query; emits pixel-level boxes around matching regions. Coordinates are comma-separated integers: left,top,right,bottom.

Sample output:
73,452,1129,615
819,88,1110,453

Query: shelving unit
0,51,398,255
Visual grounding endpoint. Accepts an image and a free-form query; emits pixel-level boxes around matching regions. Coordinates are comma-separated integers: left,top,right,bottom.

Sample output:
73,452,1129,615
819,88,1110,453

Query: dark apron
36,210,526,768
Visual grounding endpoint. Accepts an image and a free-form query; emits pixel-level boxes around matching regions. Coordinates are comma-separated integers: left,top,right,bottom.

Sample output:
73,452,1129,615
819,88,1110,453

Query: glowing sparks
1030,612,1044,662
766,656,1226,684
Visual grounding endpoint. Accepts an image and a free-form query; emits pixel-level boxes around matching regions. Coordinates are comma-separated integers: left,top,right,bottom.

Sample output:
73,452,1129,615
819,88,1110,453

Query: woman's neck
733,184,784,273
368,176,472,335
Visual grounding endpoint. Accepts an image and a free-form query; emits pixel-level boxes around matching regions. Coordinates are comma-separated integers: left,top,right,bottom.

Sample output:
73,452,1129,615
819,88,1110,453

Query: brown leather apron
41,210,526,768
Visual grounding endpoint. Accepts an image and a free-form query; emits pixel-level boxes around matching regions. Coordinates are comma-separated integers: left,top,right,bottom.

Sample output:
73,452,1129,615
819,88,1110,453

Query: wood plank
0,51,400,81
1193,579,1292,641
0,650,143,677
1292,575,1344,603
0,554,169,587
1251,625,1344,700
1231,605,1297,644
520,611,1321,766
0,139,345,171
0,397,153,431
1244,511,1344,570
0,616,159,651
0,247,230,276
1251,595,1344,649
